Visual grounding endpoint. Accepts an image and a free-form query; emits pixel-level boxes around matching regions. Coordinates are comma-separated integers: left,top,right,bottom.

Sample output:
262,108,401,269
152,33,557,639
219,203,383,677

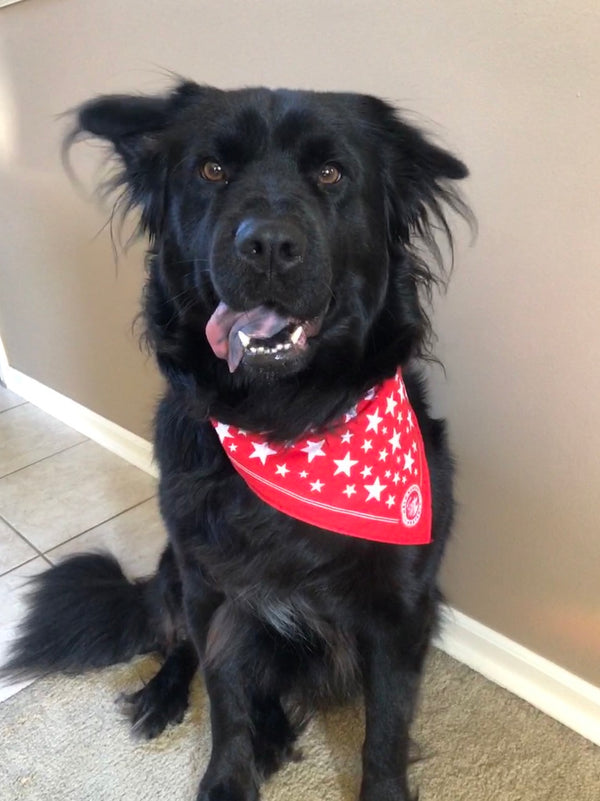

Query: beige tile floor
0,384,166,702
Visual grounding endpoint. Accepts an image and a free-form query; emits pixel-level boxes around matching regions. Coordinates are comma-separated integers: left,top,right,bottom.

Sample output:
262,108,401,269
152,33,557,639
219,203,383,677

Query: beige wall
1,1,599,686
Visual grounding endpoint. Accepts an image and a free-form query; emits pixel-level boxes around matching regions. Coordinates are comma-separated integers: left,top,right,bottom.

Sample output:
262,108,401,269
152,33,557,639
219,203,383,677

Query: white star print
343,484,357,498
403,450,415,473
299,470,308,478
214,422,232,441
385,494,396,508
275,463,289,477
301,439,326,463
366,408,383,433
228,443,237,452
407,411,414,430
364,476,387,502
250,441,277,465
310,479,324,493
341,429,353,444
378,448,388,462
398,382,407,402
388,429,402,453
385,470,391,478
333,451,359,477
361,438,373,453
393,472,401,485
361,465,373,479
344,405,358,422
386,394,398,415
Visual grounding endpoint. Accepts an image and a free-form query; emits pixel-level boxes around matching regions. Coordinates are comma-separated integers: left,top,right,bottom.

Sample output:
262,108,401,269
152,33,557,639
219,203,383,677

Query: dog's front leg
196,662,259,801
358,607,432,801
183,584,259,801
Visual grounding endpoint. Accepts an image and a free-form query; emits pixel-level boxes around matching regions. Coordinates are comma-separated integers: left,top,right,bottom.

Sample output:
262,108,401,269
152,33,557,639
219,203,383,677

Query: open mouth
206,302,325,372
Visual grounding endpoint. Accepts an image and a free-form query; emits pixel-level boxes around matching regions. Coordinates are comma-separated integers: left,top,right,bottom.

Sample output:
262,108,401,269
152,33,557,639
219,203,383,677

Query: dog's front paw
359,776,416,801
117,682,188,739
196,777,259,801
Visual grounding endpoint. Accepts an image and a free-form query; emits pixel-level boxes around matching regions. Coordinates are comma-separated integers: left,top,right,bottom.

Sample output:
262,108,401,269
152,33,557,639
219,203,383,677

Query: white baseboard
2,367,599,745
435,607,600,746
3,367,158,478
0,336,9,386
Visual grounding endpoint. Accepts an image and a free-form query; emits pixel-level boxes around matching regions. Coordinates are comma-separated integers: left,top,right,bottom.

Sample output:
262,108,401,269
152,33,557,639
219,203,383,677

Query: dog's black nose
235,219,306,274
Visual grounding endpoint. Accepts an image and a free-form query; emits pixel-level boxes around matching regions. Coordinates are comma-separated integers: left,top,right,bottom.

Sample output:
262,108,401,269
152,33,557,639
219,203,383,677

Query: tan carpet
0,649,598,801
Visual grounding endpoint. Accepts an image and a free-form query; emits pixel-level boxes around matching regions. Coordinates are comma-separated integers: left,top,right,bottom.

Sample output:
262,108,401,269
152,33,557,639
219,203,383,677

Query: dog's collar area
211,369,432,545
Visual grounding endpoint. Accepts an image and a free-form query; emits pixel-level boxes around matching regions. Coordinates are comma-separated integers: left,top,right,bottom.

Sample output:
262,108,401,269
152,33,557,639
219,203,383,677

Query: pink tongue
205,301,291,372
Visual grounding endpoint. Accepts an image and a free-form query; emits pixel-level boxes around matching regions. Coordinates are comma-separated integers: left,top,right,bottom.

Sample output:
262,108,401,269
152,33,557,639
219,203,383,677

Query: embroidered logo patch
401,484,423,527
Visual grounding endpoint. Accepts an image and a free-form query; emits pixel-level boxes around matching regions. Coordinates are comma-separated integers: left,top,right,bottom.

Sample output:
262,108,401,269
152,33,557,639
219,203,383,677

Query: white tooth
257,347,265,354
276,343,284,351
283,342,291,350
238,331,251,347
290,325,303,344
249,346,257,354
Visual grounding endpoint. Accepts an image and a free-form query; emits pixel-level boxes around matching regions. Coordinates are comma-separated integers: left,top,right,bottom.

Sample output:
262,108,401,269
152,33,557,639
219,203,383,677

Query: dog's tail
1,550,178,681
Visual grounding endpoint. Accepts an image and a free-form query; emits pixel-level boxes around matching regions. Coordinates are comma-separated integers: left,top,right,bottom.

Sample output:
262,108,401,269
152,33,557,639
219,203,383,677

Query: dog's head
68,82,468,391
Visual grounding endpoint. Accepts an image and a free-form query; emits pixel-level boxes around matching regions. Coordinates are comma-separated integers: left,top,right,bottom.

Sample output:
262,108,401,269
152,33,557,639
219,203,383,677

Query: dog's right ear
64,81,205,235
74,94,171,162
69,80,205,160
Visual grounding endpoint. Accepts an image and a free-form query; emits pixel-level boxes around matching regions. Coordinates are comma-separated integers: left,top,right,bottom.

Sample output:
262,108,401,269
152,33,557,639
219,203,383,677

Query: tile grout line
0,553,53,580
42,494,159,560
0,438,91,482
0,512,53,572
1,493,158,576
0,402,28,414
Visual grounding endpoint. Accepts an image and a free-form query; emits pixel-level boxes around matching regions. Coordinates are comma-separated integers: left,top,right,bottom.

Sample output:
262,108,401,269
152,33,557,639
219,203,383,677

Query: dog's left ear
362,95,469,250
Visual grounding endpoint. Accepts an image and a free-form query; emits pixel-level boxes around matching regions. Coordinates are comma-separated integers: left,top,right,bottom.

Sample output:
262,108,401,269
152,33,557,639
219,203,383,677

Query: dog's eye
318,163,342,185
200,159,227,183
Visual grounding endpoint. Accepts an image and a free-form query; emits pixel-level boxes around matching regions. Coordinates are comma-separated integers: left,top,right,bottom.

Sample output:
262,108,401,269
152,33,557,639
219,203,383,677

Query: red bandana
211,370,431,545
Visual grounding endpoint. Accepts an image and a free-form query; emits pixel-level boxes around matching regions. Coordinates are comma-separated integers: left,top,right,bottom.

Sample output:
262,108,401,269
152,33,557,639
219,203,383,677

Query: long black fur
4,82,470,801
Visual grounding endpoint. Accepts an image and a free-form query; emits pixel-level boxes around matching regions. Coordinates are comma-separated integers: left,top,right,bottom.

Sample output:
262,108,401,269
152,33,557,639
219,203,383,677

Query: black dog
4,82,469,801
